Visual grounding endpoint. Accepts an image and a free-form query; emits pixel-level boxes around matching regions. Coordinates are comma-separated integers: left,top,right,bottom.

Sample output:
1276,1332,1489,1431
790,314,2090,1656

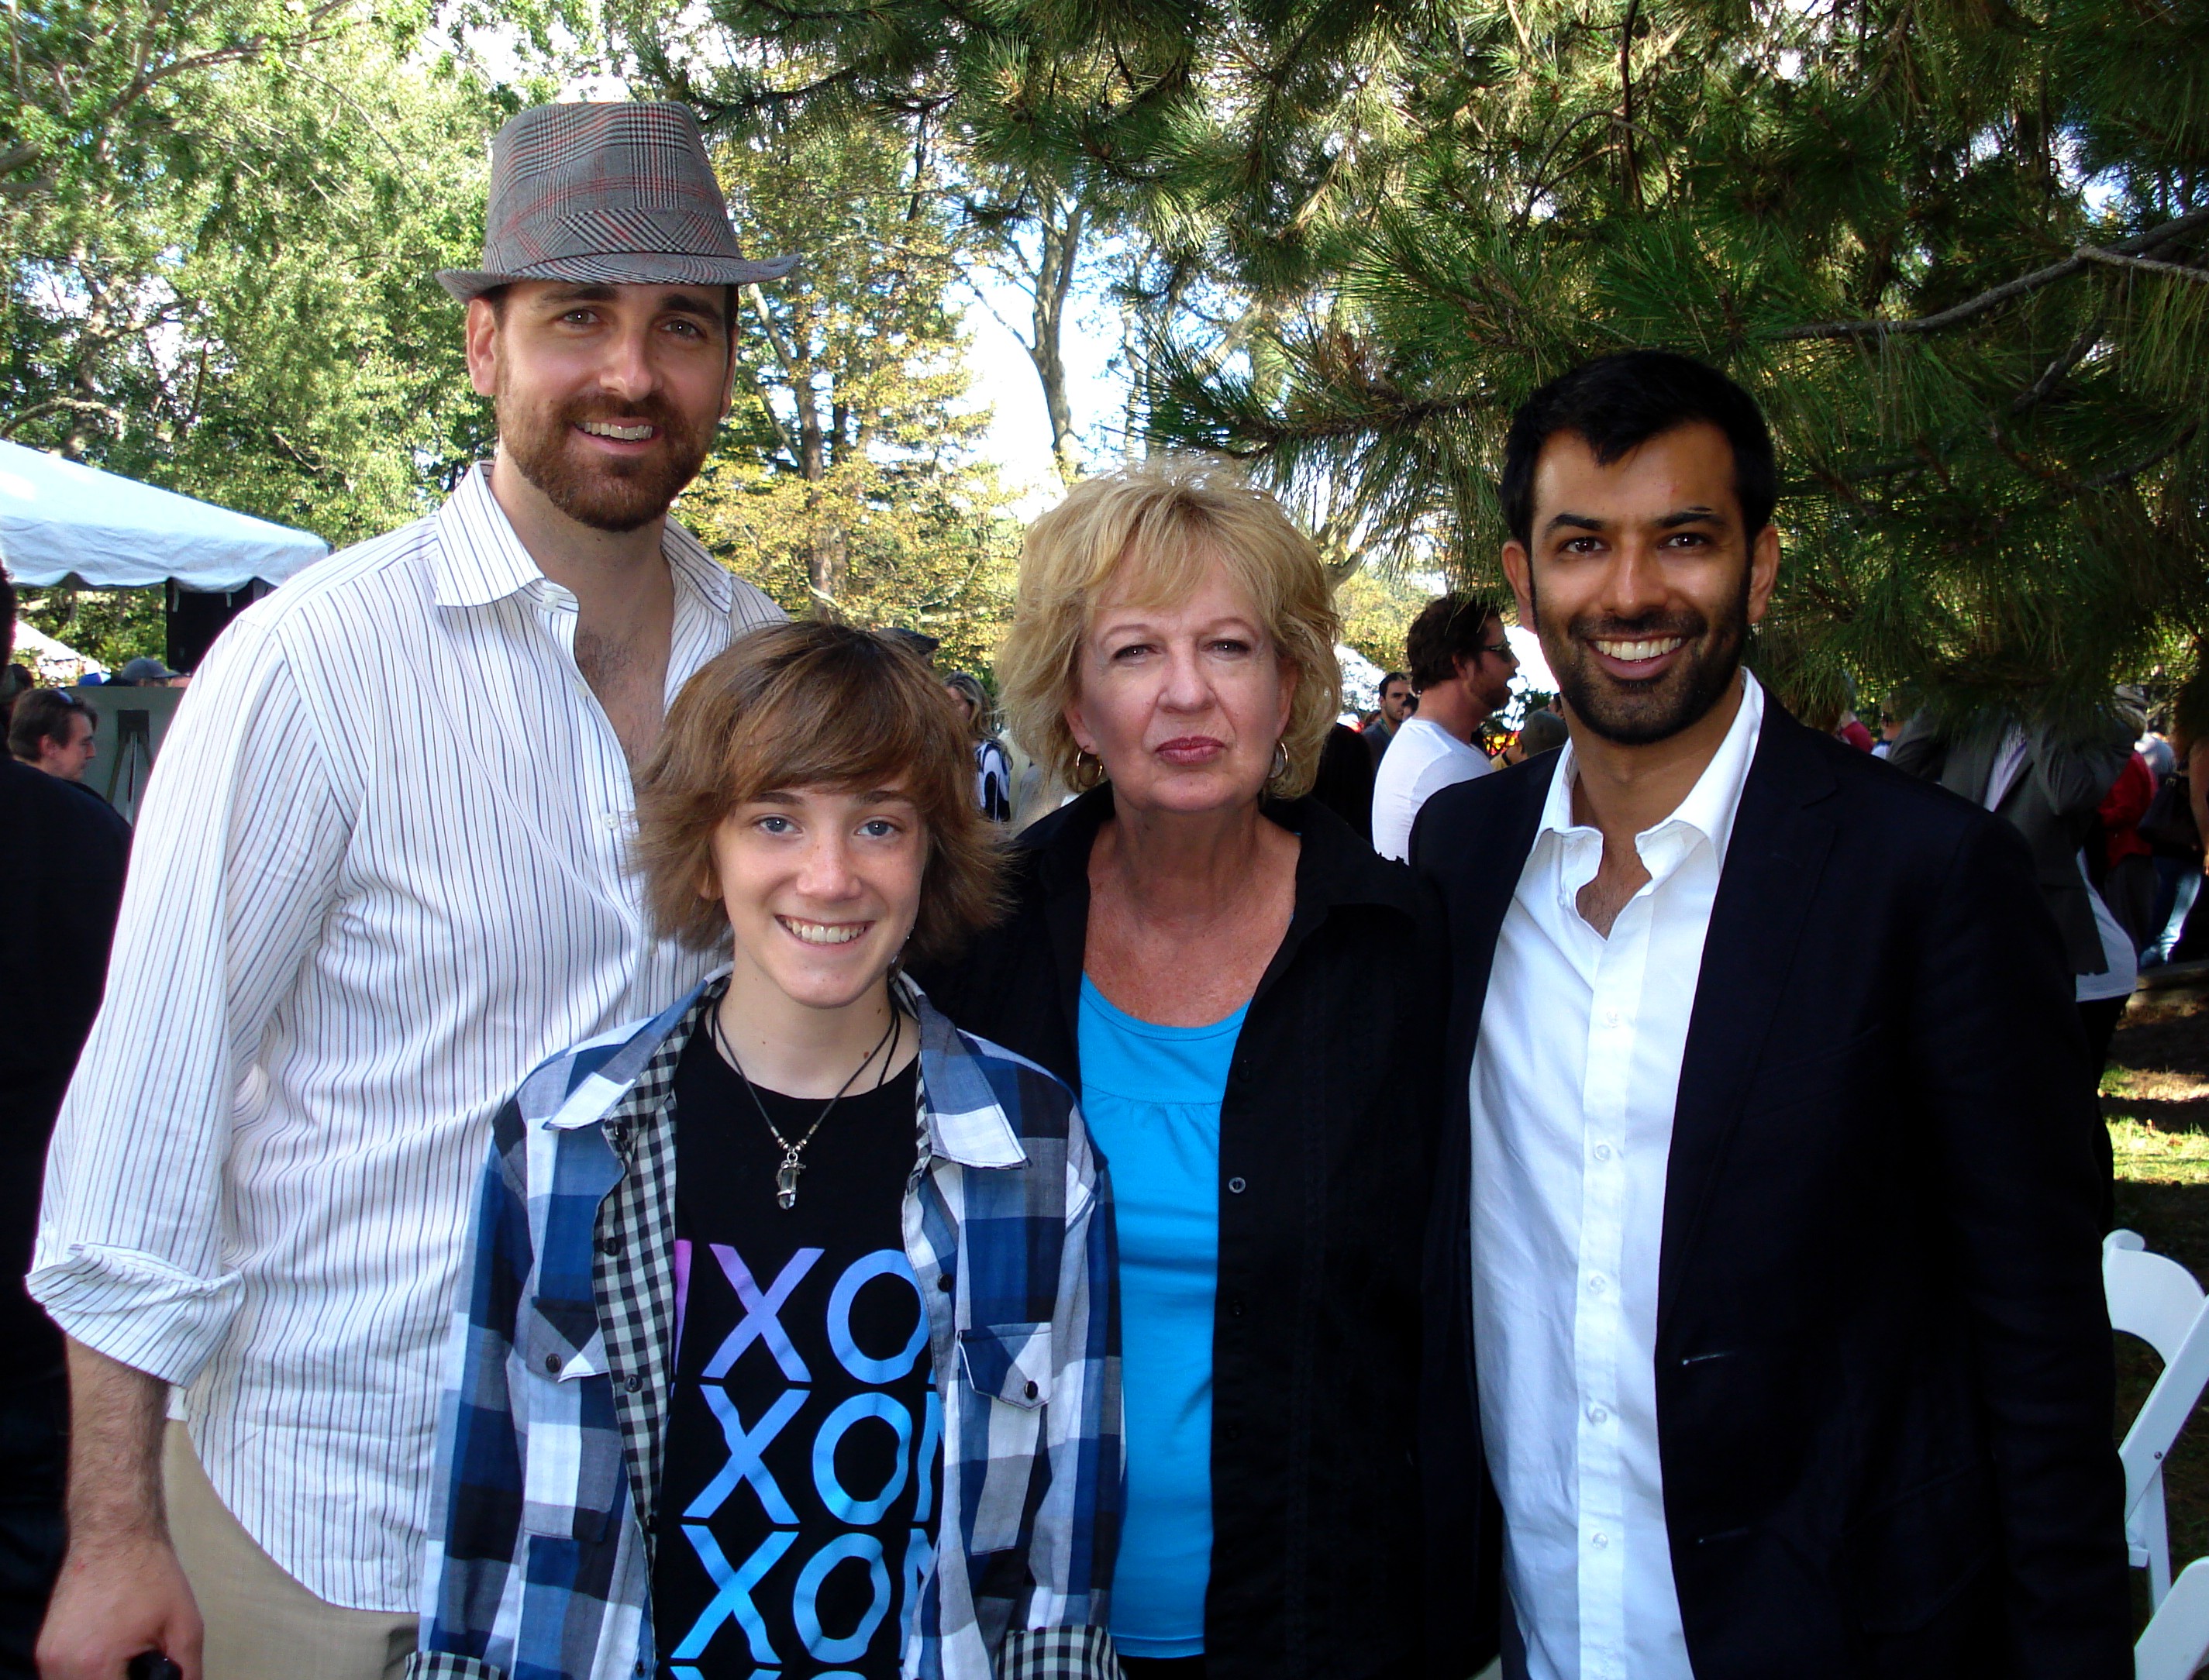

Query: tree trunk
794,368,847,608
1025,190,1087,482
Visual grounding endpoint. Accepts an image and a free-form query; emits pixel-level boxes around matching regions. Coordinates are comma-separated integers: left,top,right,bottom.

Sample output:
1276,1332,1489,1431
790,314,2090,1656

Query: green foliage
1333,565,1433,675
0,0,516,547
677,111,1022,674
681,0,2209,716
12,584,165,669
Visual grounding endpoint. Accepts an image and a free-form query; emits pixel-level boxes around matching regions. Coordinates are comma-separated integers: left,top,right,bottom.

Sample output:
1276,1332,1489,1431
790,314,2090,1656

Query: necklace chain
708,1000,901,1210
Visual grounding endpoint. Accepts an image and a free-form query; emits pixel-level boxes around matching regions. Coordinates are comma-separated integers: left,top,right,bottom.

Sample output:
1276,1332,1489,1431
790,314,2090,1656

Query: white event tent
0,439,326,588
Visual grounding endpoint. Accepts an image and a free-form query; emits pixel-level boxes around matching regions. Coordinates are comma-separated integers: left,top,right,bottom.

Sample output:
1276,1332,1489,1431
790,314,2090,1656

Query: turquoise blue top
1076,975,1248,1658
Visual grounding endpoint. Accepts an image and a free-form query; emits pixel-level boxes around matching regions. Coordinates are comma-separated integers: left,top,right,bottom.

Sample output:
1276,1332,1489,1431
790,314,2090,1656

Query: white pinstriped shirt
29,463,783,1613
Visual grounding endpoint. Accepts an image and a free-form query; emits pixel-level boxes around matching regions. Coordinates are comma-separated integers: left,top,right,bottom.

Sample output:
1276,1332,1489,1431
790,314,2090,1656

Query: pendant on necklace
775,1150,805,1210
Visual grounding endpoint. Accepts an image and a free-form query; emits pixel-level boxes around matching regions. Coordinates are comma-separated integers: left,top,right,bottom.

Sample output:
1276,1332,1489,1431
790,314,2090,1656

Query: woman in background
945,670,1014,824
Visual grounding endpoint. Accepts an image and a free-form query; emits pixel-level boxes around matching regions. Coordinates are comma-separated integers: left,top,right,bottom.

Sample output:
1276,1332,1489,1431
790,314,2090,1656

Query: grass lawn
2104,990,2209,1629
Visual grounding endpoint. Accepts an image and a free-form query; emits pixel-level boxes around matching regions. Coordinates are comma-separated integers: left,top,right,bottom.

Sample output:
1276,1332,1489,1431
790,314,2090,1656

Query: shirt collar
1536,668,1766,870
429,460,736,618
905,976,1029,1170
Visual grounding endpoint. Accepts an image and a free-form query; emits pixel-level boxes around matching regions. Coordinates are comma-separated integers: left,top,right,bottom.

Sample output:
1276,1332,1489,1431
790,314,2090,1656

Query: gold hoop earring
1270,742,1290,783
1073,748,1101,786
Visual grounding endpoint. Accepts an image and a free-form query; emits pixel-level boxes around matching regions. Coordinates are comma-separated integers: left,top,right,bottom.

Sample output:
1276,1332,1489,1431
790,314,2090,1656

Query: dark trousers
0,1371,67,1678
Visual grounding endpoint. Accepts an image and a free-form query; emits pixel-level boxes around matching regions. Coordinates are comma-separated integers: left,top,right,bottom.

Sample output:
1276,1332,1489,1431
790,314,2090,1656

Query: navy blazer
1409,697,2128,1679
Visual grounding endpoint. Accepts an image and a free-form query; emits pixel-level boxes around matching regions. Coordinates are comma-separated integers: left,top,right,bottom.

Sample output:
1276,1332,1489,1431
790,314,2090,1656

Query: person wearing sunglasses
1370,593,1519,862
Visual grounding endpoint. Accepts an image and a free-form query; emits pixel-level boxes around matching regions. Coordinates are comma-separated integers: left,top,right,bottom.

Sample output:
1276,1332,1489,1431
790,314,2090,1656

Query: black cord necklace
709,1000,901,1210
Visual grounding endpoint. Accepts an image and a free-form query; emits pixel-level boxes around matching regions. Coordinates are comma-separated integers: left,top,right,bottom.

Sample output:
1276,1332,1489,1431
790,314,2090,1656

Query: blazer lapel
1658,707,1839,1336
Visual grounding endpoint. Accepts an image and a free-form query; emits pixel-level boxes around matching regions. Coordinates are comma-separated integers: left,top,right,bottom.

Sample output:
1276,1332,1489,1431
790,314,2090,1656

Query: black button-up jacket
914,787,1459,1680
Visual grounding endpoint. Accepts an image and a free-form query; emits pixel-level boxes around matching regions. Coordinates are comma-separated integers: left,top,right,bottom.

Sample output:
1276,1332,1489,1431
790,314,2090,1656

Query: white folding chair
2107,1230,2209,1608
2137,1557,2209,1679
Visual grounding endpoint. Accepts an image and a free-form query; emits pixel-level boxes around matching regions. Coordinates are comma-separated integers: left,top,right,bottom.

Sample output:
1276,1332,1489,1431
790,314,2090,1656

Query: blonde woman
916,458,1466,1680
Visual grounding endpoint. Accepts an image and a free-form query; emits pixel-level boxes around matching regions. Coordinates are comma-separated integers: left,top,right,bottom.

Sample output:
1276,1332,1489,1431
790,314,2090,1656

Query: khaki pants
163,1424,415,1680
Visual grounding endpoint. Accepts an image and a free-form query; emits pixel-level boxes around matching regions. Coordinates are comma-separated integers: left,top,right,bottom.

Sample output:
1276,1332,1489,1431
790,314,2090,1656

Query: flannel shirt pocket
518,1297,620,1543
957,1322,1051,1554
957,1321,1052,1408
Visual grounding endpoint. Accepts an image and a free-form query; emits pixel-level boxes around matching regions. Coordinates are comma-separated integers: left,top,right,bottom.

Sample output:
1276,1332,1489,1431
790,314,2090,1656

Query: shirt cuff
999,1624,1118,1680
26,1242,243,1388
405,1653,502,1680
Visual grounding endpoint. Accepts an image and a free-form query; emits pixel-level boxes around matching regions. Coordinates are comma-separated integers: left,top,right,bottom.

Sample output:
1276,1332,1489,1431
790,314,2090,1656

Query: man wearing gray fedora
33,102,791,1680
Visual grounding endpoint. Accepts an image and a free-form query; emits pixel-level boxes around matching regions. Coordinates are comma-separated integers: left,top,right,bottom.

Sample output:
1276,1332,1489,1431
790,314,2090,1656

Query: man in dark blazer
1411,352,2126,1680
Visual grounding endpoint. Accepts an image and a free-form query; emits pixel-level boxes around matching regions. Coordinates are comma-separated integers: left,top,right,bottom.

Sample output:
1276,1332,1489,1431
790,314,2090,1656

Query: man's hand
35,1341,203,1680
36,1530,202,1680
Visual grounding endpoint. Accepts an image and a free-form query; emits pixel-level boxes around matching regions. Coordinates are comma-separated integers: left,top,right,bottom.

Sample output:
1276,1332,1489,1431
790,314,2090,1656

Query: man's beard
1535,571,1749,747
497,386,712,533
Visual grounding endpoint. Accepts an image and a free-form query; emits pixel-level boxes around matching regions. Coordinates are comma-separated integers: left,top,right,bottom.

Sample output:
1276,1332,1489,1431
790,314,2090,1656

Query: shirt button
1225,1424,1243,1443
598,1237,622,1256
601,811,622,831
1227,1176,1247,1194
623,1373,644,1393
1023,1379,1039,1399
544,1355,561,1375
1587,1404,1608,1424
1587,1274,1607,1295
1593,1143,1613,1162
1603,1009,1621,1028
1591,1530,1611,1549
1229,1298,1247,1318
937,1274,954,1293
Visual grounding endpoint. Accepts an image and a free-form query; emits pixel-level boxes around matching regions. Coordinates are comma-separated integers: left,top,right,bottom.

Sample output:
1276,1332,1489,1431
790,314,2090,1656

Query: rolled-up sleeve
29,611,349,1385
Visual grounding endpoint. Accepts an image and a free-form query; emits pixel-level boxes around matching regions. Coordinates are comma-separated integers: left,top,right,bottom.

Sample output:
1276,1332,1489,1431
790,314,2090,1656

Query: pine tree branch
2073,246,2209,286
1770,204,2209,341
2080,422,2200,491
2010,314,2104,414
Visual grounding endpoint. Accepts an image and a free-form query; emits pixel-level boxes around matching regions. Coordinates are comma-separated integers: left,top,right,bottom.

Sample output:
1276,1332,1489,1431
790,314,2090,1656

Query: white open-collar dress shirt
1469,670,1765,1680
30,463,782,1612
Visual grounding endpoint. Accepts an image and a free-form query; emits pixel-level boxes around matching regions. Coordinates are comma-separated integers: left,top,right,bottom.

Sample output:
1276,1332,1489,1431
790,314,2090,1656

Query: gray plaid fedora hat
436,101,798,301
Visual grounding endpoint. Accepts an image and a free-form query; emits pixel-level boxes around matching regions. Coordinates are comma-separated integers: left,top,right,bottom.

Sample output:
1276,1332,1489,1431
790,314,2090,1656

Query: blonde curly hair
996,455,1342,800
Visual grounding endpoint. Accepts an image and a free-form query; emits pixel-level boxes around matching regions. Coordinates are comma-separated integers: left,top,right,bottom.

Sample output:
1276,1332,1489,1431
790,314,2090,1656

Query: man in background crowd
109,657,179,687
1363,669,1415,766
1502,707,1570,765
1872,695,1909,759
1891,700,2135,1219
1370,592,1518,861
31,102,790,1680
2097,742,2160,955
8,690,100,785
0,573,130,1675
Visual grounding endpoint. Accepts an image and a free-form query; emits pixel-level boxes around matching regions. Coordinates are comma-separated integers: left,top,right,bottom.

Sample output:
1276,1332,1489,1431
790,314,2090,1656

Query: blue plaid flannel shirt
407,976,1121,1680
